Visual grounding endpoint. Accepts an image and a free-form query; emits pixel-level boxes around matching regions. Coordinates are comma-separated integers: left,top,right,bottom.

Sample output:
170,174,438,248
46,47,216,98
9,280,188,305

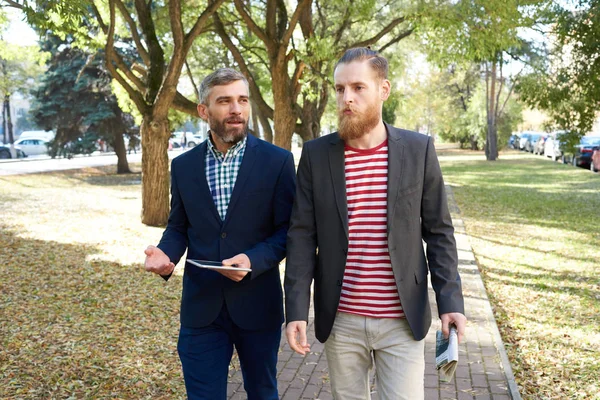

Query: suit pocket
414,267,428,284
397,181,422,198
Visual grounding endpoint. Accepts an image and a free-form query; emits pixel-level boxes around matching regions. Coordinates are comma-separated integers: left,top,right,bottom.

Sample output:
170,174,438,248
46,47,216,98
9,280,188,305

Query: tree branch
0,0,23,9
378,28,414,52
281,0,311,51
291,60,306,103
90,2,108,33
233,0,271,47
170,0,185,53
350,16,407,48
114,0,150,66
106,0,148,114
213,13,274,120
172,91,199,116
184,0,226,54
185,59,199,102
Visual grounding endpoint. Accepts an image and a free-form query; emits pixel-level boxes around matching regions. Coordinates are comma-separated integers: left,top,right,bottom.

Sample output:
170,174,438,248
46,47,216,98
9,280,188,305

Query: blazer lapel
194,141,222,224
329,134,349,240
386,124,405,235
222,134,258,225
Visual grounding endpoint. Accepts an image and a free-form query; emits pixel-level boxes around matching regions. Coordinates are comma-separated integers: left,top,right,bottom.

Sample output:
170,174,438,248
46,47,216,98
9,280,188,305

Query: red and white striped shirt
338,140,404,319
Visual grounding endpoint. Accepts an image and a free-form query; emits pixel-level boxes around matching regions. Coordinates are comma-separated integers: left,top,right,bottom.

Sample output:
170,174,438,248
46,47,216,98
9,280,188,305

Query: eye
335,87,344,94
239,98,249,104
356,85,364,91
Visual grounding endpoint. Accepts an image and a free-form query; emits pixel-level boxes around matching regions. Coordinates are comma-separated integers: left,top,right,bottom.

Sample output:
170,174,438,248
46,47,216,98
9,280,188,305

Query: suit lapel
194,141,222,224
223,134,258,226
386,124,405,235
329,134,349,240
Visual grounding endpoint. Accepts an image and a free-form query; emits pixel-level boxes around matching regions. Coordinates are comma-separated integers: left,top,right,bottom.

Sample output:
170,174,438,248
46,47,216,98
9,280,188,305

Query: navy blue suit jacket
158,134,296,331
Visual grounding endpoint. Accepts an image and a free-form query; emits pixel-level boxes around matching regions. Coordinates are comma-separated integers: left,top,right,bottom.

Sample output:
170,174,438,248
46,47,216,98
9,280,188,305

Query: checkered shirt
206,134,247,220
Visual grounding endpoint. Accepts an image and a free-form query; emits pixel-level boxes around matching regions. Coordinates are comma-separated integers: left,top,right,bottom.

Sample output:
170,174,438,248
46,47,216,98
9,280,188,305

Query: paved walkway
227,186,520,400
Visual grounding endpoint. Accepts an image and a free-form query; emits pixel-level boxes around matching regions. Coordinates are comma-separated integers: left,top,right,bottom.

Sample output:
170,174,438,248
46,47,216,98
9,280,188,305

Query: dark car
567,136,600,169
0,145,28,159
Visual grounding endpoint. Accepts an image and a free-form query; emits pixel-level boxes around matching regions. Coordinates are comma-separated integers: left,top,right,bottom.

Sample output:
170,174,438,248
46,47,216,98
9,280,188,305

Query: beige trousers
324,312,425,400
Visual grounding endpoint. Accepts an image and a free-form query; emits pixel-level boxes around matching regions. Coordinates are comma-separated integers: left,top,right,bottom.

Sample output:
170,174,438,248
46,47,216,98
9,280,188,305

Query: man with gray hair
144,68,296,399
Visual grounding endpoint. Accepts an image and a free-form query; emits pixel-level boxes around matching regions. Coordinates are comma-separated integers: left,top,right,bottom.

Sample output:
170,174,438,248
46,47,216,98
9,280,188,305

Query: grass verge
438,150,600,400
0,166,187,399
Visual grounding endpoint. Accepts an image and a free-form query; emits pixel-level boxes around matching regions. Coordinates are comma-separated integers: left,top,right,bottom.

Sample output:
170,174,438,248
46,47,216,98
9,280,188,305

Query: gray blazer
284,124,464,342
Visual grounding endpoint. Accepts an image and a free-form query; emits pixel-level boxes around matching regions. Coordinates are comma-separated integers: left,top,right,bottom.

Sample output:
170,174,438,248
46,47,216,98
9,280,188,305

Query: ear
197,104,208,121
380,79,391,101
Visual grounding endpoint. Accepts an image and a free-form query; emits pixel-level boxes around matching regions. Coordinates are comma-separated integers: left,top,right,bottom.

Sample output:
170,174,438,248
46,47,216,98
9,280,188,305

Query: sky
3,7,38,46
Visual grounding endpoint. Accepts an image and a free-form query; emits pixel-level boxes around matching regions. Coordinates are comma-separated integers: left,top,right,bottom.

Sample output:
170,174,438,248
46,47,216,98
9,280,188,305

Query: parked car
591,148,600,172
570,136,600,169
544,132,565,161
532,133,548,155
508,133,521,149
0,145,28,159
518,132,533,150
525,133,542,153
13,137,49,156
170,131,204,149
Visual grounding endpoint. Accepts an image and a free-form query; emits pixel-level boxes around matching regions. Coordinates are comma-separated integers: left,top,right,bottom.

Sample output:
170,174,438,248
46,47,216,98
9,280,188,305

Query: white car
14,137,49,156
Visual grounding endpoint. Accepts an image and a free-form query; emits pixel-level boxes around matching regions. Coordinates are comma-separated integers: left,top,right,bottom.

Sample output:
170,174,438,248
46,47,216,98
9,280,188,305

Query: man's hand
220,253,251,282
286,321,311,356
441,312,467,344
144,245,175,276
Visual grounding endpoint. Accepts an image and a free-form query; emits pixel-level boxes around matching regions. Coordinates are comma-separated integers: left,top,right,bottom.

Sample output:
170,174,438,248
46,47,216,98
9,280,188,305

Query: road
0,151,180,176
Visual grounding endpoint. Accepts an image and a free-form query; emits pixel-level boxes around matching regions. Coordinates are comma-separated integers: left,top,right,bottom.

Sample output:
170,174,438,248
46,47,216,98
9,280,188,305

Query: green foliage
516,0,600,144
382,89,399,126
30,34,135,157
420,0,548,65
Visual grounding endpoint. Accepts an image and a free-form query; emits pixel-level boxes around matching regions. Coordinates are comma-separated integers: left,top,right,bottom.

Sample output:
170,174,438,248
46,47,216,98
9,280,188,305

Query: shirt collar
207,132,247,160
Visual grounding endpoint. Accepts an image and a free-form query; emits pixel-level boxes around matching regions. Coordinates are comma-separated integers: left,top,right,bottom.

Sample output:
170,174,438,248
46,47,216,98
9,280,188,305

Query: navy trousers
177,304,281,400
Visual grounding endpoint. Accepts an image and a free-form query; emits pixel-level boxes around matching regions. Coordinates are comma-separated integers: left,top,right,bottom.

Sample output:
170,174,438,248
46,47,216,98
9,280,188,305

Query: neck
210,132,235,154
345,120,387,149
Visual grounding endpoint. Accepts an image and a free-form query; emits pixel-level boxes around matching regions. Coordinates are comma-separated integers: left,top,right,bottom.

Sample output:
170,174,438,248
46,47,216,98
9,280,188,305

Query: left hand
220,253,251,282
440,312,467,344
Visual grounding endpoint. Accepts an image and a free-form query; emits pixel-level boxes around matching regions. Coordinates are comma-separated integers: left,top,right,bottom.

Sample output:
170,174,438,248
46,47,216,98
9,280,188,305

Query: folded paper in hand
435,326,458,382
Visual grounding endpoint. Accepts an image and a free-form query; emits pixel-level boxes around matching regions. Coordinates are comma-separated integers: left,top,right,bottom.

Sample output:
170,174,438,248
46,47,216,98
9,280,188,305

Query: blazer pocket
397,181,422,198
414,267,428,284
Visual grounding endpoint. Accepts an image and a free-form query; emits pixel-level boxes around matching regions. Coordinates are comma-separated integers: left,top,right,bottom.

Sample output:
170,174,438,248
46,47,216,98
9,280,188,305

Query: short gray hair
198,68,248,105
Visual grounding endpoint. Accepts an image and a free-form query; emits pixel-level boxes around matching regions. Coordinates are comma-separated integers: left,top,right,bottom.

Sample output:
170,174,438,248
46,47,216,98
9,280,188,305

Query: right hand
144,245,175,276
286,321,311,355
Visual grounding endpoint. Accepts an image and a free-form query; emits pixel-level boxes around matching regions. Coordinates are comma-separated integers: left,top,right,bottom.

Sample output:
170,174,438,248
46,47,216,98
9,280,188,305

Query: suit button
221,232,227,239
337,280,343,286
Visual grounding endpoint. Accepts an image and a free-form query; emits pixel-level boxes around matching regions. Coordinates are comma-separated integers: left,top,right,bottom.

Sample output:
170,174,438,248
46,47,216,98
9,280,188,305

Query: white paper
187,259,251,272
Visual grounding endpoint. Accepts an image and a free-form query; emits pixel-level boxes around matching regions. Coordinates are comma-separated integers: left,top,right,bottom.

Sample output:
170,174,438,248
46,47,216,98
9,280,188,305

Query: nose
230,100,242,114
342,89,353,104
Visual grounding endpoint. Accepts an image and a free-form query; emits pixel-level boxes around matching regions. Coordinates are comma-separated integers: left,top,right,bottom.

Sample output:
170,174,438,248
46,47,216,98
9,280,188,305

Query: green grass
0,166,187,399
438,150,600,400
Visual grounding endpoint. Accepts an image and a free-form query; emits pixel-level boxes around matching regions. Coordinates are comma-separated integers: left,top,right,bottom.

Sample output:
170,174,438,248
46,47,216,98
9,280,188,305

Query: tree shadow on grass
0,226,185,399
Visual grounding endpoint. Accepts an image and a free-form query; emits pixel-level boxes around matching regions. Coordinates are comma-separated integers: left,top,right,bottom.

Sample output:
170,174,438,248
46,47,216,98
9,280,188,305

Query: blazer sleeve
156,159,189,281
284,144,318,323
421,137,465,316
245,152,296,280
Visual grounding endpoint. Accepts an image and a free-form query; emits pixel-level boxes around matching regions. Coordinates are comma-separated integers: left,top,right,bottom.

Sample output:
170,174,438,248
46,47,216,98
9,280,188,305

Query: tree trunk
486,61,498,161
4,96,16,158
272,62,296,150
140,117,171,226
251,100,260,138
113,132,131,173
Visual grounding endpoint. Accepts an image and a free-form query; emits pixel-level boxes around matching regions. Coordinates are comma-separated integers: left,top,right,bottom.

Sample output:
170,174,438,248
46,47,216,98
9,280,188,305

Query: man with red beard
284,48,466,399
144,68,296,399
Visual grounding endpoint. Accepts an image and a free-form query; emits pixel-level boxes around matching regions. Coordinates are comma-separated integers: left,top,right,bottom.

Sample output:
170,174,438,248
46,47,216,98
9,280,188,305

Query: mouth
225,119,245,126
